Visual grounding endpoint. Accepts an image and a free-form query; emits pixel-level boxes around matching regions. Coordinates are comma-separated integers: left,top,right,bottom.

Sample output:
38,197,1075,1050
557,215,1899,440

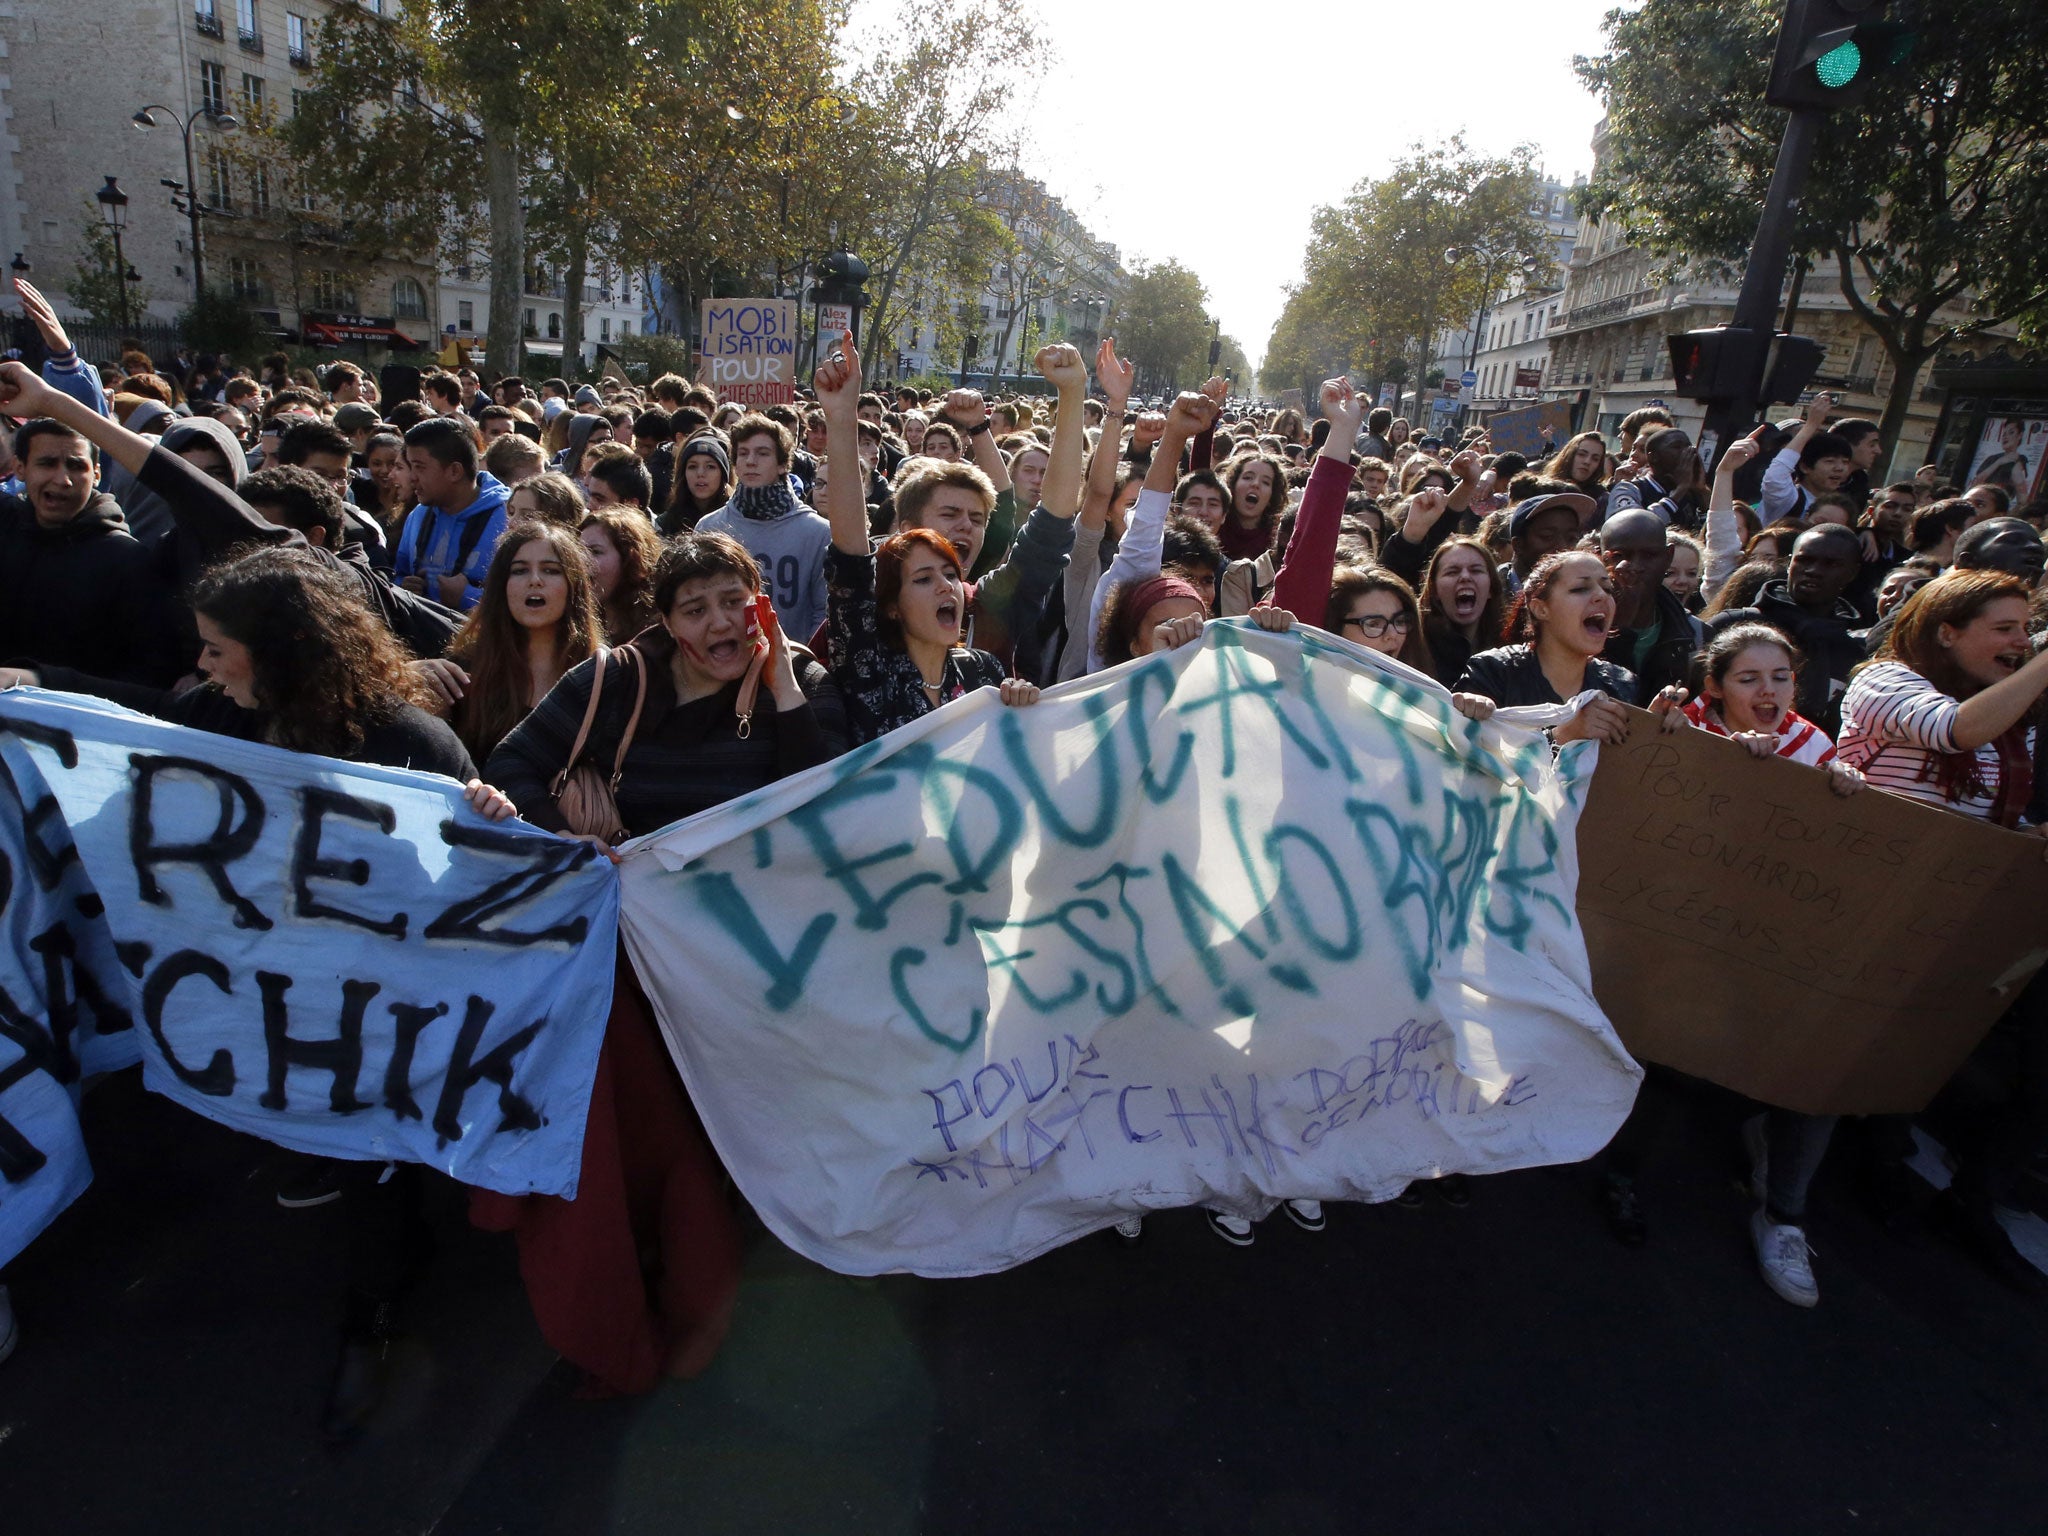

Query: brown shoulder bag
549,646,649,844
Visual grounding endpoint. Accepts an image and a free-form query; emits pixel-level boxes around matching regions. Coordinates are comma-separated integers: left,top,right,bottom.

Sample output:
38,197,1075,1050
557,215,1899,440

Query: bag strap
607,646,650,789
734,644,770,739
549,649,609,799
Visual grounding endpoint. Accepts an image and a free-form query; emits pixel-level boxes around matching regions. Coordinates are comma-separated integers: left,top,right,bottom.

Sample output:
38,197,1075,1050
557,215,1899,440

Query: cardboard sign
1576,709,2048,1115
1485,400,1574,458
700,298,797,407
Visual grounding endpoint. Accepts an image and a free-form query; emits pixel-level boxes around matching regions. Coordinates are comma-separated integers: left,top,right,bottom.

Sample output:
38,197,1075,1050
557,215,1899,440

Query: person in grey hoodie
116,414,247,546
695,412,834,641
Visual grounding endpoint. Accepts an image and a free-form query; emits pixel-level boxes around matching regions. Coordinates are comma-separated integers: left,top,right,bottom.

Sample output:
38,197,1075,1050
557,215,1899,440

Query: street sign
1460,370,1479,388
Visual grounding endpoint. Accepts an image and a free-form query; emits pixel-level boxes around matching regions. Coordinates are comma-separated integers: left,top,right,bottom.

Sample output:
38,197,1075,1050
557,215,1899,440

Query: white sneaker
1205,1209,1255,1247
1751,1209,1819,1307
1113,1214,1144,1244
0,1285,15,1364
1740,1113,1768,1204
1283,1199,1326,1232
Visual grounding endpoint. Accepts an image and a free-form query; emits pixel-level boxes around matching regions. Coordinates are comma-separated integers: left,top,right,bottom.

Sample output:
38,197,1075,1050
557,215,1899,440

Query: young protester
362,430,416,539
438,520,606,764
580,504,664,642
694,416,833,642
1838,570,2048,1291
1598,508,1703,696
393,417,512,611
583,442,656,513
661,434,732,536
1754,524,1867,735
1328,565,1434,674
1671,623,1865,1304
1417,535,1506,691
481,531,846,1395
1218,451,1287,561
507,469,587,528
1763,392,1856,521
0,411,186,685
1089,389,1223,673
1455,550,1640,719
815,333,1047,743
1607,427,1699,525
483,431,547,489
1543,431,1612,513
1174,469,1229,533
1664,532,1706,612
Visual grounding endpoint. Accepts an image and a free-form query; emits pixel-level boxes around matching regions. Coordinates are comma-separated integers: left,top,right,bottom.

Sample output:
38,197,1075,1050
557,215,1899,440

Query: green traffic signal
1814,38,1862,87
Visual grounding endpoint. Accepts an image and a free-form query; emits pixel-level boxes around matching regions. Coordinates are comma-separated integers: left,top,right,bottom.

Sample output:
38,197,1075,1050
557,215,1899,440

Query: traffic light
1668,326,1766,402
1761,335,1825,404
1766,0,1913,111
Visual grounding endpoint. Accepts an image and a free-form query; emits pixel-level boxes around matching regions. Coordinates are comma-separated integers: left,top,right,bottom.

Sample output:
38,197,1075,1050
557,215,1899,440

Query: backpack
410,502,492,579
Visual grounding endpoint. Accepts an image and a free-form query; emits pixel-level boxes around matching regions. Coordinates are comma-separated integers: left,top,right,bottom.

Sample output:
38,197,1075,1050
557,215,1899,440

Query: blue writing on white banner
0,691,620,1214
621,622,1643,1277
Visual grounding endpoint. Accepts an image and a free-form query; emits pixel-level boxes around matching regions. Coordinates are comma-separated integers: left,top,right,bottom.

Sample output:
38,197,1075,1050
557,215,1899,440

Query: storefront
1924,353,2048,513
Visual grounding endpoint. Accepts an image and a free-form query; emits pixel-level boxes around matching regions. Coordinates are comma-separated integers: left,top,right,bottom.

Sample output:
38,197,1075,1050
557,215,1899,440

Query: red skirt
471,948,741,1394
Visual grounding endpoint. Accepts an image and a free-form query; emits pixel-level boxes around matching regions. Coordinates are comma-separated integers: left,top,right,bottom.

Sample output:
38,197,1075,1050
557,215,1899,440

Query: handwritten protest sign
621,624,1643,1277
1576,708,2048,1115
699,298,797,407
0,691,620,1254
1484,400,1575,459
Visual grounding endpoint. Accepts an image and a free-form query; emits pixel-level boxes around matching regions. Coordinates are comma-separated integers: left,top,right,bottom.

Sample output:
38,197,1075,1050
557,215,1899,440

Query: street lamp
95,175,132,332
133,102,239,301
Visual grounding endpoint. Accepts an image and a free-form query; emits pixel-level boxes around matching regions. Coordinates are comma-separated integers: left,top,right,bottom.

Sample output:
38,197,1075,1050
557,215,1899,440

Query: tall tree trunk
563,201,588,382
484,117,526,381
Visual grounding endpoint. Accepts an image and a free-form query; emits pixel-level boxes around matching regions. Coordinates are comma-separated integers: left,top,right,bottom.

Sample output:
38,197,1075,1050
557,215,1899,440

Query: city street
4,1068,2044,1535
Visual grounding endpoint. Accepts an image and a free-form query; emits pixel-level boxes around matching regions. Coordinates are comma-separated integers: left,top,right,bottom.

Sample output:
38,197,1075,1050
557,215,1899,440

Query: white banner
621,624,1643,1276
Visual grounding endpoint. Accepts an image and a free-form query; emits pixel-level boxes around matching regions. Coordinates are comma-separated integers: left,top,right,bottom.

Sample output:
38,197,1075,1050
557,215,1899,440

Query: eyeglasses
1343,613,1413,638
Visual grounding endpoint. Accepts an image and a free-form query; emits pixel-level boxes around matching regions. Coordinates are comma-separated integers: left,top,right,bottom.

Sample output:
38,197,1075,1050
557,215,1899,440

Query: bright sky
846,0,1618,372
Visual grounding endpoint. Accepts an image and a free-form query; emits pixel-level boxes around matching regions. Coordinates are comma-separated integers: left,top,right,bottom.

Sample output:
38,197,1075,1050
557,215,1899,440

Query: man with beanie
696,413,833,639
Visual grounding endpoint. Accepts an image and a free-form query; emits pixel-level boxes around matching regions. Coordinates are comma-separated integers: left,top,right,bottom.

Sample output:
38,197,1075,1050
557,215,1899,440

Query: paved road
5,1070,2045,1535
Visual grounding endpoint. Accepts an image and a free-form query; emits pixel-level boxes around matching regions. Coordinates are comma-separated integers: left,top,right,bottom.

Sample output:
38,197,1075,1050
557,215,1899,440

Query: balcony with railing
239,28,264,54
1560,287,1668,332
196,9,225,39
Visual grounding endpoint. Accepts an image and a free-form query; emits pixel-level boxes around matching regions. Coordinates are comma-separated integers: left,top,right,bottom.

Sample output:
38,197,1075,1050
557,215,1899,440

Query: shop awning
303,321,420,349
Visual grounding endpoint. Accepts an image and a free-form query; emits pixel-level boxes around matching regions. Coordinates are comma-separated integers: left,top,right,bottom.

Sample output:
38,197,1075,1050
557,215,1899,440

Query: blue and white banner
622,623,1644,1277
0,690,620,1265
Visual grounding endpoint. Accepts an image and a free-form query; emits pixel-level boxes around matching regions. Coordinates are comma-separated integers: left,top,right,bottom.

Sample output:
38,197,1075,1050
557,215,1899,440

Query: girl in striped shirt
1836,569,2048,1295
1838,570,2047,828
1673,623,1863,1307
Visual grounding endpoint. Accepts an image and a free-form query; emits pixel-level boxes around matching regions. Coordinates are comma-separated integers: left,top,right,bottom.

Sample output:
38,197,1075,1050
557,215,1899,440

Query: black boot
322,1291,397,1444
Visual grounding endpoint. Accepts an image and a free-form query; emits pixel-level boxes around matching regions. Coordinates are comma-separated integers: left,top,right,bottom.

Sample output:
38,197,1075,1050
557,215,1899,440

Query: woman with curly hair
1218,451,1288,561
579,505,663,642
439,520,606,763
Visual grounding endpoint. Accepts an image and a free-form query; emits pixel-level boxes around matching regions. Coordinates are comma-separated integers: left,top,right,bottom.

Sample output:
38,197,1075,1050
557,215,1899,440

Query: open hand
14,278,72,356
1095,336,1134,407
408,656,469,711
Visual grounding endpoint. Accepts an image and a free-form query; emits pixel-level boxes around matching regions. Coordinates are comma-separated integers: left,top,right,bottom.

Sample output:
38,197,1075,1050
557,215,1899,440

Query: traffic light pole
1697,106,1824,469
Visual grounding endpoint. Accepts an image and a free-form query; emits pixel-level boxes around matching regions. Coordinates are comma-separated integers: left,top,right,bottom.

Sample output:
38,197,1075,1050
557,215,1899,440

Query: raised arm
1087,391,1216,669
16,279,109,418
1034,342,1089,520
1444,447,1483,514
1079,336,1134,533
1706,434,1759,594
814,331,869,556
945,388,1012,497
1269,376,1360,622
0,358,151,475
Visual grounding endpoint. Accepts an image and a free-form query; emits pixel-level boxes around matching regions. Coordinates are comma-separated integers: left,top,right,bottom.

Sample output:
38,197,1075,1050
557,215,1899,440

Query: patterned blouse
825,545,1008,745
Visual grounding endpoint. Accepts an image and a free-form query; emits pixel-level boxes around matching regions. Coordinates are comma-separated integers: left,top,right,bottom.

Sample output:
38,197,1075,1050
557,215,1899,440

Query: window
227,257,270,304
546,312,561,339
523,308,537,337
205,147,233,211
309,270,358,311
201,61,227,115
237,0,259,38
241,73,264,114
250,163,270,213
620,320,631,337
195,0,222,35
458,300,474,331
287,12,308,62
392,276,428,319
600,317,612,343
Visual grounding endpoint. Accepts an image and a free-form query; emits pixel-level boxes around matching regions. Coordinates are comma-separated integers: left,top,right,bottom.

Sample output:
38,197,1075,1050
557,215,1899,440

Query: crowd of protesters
3,274,2047,1439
